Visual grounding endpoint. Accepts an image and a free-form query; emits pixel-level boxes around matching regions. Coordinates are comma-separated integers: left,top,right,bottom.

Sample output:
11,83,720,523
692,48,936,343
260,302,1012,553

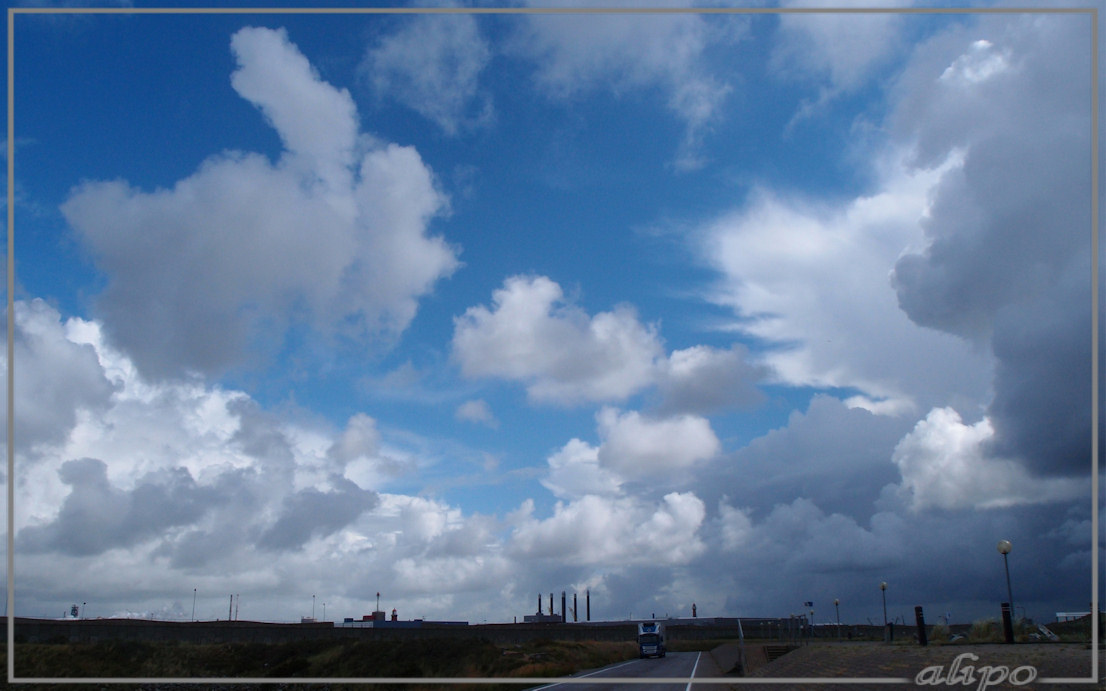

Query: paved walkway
731,642,1102,690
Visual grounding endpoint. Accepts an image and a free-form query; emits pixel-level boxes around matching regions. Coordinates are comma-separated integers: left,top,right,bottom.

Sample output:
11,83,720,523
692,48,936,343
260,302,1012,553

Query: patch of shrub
969,618,1001,643
929,623,950,644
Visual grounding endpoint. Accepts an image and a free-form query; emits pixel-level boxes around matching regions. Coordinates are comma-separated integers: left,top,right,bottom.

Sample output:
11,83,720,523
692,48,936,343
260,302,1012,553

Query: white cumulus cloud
2,300,116,456
230,26,359,191
715,500,754,552
703,157,993,415
508,492,706,566
7,300,530,622
891,407,1085,511
62,26,459,379
451,275,663,405
453,275,766,411
596,407,719,480
541,438,622,500
542,407,718,498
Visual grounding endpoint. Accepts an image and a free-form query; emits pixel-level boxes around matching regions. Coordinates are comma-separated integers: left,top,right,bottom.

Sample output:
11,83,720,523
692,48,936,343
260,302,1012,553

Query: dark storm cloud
891,131,1089,343
258,476,379,551
654,344,768,416
593,567,686,621
889,15,1093,478
694,395,912,523
985,269,1093,476
698,496,1092,625
151,467,265,569
18,459,223,556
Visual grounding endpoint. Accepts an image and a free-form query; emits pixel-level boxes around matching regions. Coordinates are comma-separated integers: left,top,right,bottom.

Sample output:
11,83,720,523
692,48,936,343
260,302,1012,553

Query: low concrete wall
14,618,358,645
10,617,755,646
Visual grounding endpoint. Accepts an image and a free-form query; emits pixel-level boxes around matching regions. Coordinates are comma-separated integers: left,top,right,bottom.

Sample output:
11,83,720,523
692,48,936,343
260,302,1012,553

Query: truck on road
637,621,666,658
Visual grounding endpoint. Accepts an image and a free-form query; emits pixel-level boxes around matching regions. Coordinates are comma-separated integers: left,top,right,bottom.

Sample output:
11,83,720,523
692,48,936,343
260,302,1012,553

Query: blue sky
5,1,1101,631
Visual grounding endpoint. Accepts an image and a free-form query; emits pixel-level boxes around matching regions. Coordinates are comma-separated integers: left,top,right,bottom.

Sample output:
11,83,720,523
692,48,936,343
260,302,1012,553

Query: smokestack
586,589,590,621
538,593,542,614
228,594,233,621
561,592,566,623
550,593,553,615
574,593,578,622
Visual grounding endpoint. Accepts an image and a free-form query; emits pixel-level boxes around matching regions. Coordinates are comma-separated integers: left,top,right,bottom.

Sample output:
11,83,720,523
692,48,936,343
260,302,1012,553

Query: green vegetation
968,618,1002,643
8,637,639,690
928,623,951,644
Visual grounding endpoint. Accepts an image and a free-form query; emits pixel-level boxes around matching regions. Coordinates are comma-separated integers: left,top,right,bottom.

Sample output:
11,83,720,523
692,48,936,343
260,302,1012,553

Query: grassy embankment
5,637,644,690
923,614,1102,646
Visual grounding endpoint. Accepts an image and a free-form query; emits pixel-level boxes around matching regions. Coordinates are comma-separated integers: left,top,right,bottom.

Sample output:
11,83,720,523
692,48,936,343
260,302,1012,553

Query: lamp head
997,540,1012,555
880,582,887,591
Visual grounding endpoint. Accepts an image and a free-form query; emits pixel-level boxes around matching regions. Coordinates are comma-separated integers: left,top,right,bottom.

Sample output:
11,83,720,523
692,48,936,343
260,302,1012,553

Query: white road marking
529,658,644,691
685,651,701,691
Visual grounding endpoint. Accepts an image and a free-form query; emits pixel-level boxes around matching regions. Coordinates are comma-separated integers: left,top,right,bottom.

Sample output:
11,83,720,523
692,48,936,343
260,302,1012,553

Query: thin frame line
9,676,915,685
5,5,1100,14
6,6,15,687
5,3,1100,687
1091,3,1100,684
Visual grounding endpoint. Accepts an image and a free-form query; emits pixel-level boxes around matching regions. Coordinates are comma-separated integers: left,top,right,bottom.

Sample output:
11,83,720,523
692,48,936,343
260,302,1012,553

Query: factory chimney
573,593,578,622
586,589,590,621
550,593,553,615
538,593,542,614
561,592,566,623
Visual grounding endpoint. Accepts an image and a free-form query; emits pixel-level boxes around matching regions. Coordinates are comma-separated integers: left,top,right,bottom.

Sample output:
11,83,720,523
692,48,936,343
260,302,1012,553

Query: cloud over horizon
10,10,1095,630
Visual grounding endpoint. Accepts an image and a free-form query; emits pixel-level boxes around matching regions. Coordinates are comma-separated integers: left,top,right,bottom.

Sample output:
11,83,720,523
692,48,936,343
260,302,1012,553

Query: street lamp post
192,588,197,622
880,582,889,642
835,599,841,639
997,539,1016,643
997,540,1014,616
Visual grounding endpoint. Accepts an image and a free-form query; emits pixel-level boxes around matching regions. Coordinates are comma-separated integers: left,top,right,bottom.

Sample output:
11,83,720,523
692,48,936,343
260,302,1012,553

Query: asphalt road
529,651,719,691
